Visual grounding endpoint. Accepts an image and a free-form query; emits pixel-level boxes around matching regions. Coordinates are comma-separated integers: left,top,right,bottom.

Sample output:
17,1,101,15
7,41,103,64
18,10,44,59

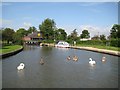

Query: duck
40,57,44,65
67,56,71,60
73,56,78,61
17,63,25,70
102,56,106,62
89,58,96,65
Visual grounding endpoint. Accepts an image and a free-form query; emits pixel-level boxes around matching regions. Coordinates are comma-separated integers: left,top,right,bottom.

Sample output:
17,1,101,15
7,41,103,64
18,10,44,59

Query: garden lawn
0,45,22,54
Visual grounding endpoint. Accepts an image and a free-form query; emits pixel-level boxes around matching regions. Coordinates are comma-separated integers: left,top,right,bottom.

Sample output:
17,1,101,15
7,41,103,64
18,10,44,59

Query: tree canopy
80,30,90,39
70,29,79,41
110,24,120,39
39,18,56,40
100,34,106,40
2,28,15,44
54,28,67,41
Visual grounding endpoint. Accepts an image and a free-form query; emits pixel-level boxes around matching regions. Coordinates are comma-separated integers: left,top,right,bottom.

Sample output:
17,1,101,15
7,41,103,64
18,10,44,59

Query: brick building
23,32,43,44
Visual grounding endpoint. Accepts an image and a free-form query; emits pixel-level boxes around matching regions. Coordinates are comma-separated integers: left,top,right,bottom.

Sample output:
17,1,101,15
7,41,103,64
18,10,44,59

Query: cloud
80,25,112,37
23,22,31,29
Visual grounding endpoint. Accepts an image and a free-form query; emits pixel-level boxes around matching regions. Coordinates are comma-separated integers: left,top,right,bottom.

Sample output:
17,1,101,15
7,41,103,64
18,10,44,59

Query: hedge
77,39,120,47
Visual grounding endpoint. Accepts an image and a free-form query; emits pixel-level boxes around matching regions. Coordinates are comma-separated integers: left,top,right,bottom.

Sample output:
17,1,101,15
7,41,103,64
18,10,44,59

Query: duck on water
40,57,44,65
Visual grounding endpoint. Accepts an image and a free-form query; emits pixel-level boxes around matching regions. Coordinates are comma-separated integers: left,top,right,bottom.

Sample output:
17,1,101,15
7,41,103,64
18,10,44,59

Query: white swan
89,58,96,65
17,63,25,70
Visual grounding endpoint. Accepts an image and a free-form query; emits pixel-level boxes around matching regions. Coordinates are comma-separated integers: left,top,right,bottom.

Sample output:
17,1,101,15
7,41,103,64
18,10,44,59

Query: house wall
23,37,31,41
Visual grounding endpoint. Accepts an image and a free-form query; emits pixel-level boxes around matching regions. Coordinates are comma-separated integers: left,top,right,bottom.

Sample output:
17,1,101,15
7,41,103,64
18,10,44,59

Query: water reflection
17,69,25,78
89,64,96,70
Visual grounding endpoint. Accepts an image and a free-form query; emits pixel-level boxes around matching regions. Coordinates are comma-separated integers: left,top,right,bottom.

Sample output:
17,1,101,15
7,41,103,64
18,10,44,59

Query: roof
27,32,43,38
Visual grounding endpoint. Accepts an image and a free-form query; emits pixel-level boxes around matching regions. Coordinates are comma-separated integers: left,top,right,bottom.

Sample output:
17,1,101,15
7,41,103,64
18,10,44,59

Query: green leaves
110,24,120,39
39,18,56,40
2,28,15,44
80,30,90,39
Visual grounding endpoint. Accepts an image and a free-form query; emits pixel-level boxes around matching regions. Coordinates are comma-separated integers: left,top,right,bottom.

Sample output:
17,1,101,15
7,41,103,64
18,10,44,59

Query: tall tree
70,29,78,41
54,28,67,40
39,18,56,40
2,28,15,44
16,28,28,37
80,30,90,39
100,34,106,40
13,28,27,44
110,24,120,38
28,26,37,33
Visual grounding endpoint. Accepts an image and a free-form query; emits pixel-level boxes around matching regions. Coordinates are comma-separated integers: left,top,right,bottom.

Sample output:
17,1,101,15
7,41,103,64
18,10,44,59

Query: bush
77,40,105,46
77,39,120,47
110,39,120,47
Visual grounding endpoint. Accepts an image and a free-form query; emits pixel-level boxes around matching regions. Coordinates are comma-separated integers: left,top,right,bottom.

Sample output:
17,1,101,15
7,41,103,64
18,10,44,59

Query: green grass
0,45,22,54
76,44,120,51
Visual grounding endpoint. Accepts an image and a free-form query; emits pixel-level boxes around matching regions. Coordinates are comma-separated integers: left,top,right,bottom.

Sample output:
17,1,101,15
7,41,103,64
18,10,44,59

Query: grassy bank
0,45,22,54
76,44,120,51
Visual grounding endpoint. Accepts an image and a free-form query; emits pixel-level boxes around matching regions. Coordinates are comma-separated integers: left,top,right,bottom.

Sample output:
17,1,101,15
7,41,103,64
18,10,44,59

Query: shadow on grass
2,47,9,49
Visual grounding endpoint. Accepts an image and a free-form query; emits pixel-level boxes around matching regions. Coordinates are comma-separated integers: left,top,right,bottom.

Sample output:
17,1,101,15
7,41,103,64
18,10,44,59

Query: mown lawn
0,45,22,54
76,44,120,51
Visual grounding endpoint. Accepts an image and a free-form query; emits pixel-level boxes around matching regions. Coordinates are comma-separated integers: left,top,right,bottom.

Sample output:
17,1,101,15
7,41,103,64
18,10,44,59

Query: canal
2,45,119,88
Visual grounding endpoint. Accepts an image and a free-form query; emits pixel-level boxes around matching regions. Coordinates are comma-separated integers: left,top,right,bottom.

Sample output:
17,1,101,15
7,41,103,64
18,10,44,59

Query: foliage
110,38,120,47
67,29,79,44
54,28,67,41
77,39,120,48
2,28,15,44
110,24,120,39
16,28,28,36
77,40,104,46
13,28,27,45
39,18,56,40
80,30,90,39
100,34,106,40
28,26,37,34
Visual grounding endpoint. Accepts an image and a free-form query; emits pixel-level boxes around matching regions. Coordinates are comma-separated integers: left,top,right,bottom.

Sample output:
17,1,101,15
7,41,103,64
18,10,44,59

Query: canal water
2,45,119,88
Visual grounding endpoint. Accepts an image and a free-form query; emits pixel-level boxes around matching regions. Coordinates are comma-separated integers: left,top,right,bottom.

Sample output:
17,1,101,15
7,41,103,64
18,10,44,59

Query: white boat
55,41,70,48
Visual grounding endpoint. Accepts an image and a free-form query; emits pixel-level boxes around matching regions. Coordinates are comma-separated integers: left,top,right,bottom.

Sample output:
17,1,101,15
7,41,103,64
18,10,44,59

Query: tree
28,26,37,34
2,28,15,44
0,28,4,40
100,34,106,40
54,28,67,40
80,30,90,39
70,29,79,41
13,28,27,44
16,28,28,37
110,24,120,39
39,18,56,40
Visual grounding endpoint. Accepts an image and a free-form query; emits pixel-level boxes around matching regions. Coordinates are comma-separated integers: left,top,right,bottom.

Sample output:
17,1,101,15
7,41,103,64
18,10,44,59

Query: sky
1,2,118,37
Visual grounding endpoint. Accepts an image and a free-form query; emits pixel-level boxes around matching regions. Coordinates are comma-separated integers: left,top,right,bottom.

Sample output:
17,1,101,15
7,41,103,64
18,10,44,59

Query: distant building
23,32,43,44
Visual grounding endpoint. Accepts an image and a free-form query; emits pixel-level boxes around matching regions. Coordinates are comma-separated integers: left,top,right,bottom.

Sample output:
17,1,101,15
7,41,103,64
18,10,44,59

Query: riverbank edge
70,46,120,57
42,43,120,57
0,46,23,59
